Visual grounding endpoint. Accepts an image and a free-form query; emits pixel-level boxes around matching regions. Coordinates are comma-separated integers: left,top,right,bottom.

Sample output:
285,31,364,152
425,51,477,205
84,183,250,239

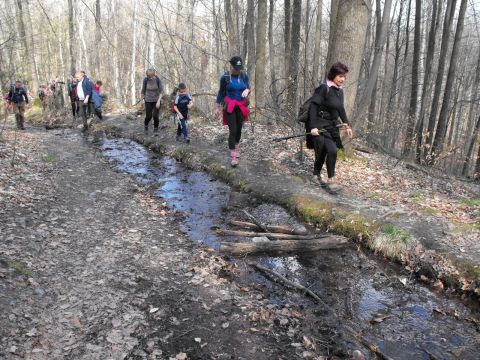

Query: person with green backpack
308,62,353,194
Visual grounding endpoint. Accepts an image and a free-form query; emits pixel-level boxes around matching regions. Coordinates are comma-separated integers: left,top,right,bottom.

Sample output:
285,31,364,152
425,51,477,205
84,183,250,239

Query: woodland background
1,0,480,179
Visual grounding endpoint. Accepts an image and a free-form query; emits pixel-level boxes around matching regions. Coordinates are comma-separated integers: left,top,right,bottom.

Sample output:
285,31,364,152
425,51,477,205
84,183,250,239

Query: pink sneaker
230,150,238,167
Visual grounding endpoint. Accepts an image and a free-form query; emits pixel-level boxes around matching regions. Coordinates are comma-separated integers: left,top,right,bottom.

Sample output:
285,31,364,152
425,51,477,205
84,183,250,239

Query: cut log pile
219,211,349,256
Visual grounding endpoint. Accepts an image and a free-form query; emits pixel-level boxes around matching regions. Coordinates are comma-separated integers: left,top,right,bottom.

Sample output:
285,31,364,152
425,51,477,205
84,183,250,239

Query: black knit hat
229,56,243,70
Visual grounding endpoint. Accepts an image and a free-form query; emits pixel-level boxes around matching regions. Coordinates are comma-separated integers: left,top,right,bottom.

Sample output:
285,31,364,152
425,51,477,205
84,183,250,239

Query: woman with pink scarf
214,56,250,167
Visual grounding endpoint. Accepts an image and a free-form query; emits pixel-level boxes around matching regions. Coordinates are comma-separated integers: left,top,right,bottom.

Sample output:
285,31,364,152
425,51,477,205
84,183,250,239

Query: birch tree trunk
130,0,138,106
415,0,441,162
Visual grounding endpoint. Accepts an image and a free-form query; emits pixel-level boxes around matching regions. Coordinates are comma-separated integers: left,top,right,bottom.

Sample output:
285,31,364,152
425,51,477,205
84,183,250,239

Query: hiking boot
316,175,327,188
176,135,181,142
153,128,159,136
81,125,89,133
235,144,240,158
230,150,238,168
144,126,148,134
325,178,341,194
184,136,190,144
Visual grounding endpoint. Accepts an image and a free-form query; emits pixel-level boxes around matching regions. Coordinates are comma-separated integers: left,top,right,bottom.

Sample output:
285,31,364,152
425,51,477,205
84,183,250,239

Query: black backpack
297,85,329,124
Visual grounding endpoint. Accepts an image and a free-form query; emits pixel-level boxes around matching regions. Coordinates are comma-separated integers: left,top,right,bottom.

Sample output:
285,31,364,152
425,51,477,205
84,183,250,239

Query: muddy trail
99,137,479,360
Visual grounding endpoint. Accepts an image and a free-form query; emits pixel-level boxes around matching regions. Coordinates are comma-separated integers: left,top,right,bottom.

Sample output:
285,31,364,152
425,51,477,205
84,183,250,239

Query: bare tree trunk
325,0,370,121
268,0,278,106
326,0,340,71
225,0,237,55
426,0,457,149
415,0,440,162
130,0,137,105
25,0,39,87
255,0,268,115
78,2,89,70
285,0,302,120
403,0,421,155
311,0,324,88
284,0,291,80
356,0,393,123
462,54,480,175
15,0,37,90
67,0,75,76
246,0,255,75
431,0,467,161
94,0,101,75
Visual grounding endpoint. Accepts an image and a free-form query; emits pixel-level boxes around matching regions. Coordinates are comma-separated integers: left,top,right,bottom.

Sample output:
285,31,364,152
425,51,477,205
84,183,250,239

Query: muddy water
100,138,479,360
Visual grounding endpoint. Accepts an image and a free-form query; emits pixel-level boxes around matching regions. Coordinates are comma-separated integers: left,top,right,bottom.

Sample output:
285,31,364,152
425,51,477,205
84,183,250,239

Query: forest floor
1,108,479,360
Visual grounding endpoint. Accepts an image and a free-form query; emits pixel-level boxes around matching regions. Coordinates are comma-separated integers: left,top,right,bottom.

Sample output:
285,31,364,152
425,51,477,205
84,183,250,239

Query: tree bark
426,0,457,149
15,0,37,90
130,0,138,105
255,0,267,114
246,0,255,76
285,0,302,120
356,0,393,123
311,0,324,88
225,0,237,55
268,0,278,106
415,0,441,162
325,0,370,121
403,0,421,156
228,220,308,235
284,0,291,80
67,0,75,76
219,237,348,256
94,0,101,75
431,0,468,161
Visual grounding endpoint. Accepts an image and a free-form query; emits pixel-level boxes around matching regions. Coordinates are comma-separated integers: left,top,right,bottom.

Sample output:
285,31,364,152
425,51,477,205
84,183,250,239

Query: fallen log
228,220,308,235
216,229,326,240
248,262,327,305
242,210,269,232
219,237,348,256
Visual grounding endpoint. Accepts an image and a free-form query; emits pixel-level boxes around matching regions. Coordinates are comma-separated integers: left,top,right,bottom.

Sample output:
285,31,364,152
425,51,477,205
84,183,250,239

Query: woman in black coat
309,62,353,193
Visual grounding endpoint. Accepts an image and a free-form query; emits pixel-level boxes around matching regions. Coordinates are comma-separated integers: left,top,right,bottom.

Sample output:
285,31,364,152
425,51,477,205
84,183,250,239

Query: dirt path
0,127,314,359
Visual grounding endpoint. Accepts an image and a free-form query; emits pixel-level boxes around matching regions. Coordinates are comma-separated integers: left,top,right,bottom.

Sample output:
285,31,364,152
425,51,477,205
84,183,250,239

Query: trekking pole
272,133,311,142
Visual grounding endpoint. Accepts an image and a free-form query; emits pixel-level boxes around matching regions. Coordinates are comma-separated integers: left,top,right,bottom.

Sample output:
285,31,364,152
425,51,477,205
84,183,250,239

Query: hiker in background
38,85,47,112
173,83,193,143
7,80,29,130
141,68,163,135
308,62,353,194
214,56,250,167
74,71,93,132
93,80,102,94
67,76,78,118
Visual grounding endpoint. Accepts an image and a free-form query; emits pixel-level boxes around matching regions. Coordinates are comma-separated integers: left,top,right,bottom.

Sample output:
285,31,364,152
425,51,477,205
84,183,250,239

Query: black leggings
313,133,338,178
225,107,244,150
145,102,159,129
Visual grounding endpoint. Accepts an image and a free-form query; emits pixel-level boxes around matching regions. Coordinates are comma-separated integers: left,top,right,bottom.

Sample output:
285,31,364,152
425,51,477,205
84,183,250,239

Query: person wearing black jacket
7,80,29,130
309,62,353,193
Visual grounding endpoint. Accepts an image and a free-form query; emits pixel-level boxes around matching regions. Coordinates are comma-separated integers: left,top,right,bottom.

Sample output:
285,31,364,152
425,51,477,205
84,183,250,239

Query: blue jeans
176,119,188,138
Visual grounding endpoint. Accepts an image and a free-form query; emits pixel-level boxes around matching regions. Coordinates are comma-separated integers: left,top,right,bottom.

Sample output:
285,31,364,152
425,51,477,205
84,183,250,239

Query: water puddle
100,138,479,360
